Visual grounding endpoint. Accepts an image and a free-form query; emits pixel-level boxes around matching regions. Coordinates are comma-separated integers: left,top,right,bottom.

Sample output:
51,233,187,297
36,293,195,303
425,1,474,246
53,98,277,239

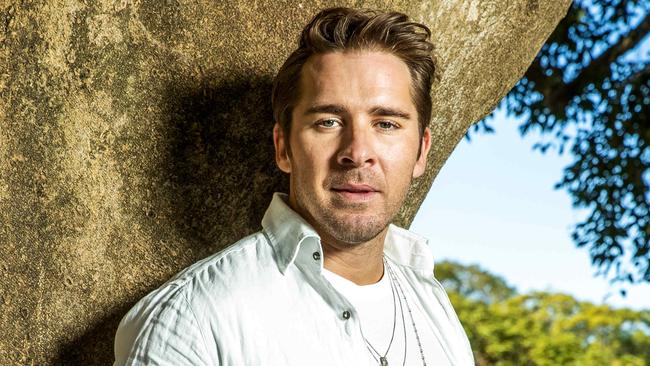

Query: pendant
380,357,388,366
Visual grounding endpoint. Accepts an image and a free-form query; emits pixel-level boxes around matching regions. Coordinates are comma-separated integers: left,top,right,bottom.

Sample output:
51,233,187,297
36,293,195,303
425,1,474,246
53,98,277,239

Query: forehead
296,50,414,109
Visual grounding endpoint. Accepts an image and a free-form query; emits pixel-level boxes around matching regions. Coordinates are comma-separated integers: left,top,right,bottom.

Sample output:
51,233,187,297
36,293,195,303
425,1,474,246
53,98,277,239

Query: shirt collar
261,192,434,275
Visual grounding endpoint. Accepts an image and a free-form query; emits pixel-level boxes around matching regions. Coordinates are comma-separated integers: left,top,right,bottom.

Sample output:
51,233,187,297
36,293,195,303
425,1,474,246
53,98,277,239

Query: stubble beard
319,203,386,245
295,176,410,247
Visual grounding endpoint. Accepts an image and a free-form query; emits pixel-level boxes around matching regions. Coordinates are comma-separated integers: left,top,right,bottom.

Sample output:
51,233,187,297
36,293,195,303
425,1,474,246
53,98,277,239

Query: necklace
360,257,399,365
360,257,428,366
385,258,427,366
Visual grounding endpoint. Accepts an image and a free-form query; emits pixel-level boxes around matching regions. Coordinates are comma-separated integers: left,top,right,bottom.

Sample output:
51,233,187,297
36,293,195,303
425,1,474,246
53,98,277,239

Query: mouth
330,183,379,201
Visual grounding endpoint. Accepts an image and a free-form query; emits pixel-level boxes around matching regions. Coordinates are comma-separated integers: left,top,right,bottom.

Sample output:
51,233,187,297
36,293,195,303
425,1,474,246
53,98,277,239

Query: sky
411,108,650,310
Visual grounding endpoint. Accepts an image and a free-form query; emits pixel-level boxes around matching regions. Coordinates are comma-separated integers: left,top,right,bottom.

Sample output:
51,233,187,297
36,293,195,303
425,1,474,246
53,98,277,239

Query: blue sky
411,108,650,310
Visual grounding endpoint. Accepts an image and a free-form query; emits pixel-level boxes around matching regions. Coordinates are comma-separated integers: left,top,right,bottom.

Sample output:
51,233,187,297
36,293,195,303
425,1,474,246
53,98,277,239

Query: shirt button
342,310,351,319
312,252,321,260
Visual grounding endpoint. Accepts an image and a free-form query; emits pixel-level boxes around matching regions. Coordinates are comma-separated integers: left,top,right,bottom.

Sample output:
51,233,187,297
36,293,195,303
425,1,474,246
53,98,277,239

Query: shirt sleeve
114,285,212,366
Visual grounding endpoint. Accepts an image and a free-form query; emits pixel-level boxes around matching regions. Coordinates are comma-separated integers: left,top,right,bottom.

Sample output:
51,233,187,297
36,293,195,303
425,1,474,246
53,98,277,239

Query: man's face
273,50,431,245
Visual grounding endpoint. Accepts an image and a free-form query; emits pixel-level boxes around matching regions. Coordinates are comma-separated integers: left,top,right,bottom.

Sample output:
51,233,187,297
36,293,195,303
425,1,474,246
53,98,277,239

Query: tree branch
548,10,650,107
614,62,650,92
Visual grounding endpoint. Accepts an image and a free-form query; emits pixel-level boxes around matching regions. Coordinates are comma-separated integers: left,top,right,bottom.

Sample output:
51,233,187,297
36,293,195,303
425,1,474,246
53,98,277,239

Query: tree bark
0,0,570,364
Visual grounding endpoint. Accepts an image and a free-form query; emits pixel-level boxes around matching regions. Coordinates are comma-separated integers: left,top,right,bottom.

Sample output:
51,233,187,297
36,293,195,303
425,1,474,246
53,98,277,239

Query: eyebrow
368,106,412,120
304,104,412,120
304,104,346,115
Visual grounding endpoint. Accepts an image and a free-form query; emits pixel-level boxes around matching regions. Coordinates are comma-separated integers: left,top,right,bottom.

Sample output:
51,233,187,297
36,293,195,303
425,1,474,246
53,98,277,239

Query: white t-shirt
322,259,453,366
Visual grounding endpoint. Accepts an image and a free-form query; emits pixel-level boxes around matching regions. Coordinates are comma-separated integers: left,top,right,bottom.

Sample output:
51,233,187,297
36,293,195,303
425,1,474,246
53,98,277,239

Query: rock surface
0,0,570,364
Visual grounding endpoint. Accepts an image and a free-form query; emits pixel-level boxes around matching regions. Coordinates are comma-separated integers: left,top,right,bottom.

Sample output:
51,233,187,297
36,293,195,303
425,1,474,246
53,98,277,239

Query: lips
331,183,378,193
330,183,379,202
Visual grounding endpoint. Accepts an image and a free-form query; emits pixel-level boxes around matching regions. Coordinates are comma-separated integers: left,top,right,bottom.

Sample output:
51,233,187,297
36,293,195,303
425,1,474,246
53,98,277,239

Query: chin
323,212,388,244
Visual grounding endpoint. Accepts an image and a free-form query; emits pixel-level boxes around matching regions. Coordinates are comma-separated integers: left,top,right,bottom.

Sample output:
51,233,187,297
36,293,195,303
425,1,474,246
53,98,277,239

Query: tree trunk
0,0,570,364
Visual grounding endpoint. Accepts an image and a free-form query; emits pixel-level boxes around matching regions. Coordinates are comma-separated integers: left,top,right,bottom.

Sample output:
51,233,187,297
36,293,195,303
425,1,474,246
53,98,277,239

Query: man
114,7,474,366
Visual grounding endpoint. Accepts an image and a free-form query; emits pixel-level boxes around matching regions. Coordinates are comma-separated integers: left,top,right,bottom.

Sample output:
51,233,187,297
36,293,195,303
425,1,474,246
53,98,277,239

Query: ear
412,127,431,178
273,123,291,173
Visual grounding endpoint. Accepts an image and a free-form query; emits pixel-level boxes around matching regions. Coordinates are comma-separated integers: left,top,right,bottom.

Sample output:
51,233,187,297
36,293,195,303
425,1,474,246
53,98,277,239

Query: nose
336,121,377,168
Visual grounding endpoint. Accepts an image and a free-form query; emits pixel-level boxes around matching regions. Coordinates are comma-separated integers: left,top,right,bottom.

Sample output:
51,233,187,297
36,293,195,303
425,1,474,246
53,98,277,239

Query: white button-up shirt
114,193,474,365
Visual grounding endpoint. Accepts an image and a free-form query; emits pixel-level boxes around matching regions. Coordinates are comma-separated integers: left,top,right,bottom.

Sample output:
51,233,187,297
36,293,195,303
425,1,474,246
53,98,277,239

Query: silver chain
386,257,427,366
360,257,427,366
360,257,400,365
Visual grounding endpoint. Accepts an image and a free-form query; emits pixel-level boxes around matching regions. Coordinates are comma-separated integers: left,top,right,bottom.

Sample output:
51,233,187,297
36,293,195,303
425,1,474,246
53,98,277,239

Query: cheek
384,161,415,187
380,145,419,187
290,144,330,184
293,131,338,162
383,138,419,166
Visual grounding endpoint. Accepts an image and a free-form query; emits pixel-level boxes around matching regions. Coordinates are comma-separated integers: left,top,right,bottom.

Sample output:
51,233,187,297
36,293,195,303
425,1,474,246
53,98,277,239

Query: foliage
470,0,650,284
435,261,516,303
437,260,650,365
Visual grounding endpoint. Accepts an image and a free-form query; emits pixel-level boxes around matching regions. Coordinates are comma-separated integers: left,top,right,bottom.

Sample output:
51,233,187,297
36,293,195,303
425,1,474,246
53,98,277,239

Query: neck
320,228,388,286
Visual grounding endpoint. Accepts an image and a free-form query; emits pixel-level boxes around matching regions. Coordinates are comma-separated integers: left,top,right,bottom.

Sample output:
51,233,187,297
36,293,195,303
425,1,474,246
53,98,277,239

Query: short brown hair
271,7,438,141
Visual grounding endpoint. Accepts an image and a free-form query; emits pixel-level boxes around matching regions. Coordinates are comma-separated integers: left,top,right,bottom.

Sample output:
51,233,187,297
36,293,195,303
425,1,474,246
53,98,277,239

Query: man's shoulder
114,231,280,349
121,230,280,322
114,232,278,363
166,230,278,293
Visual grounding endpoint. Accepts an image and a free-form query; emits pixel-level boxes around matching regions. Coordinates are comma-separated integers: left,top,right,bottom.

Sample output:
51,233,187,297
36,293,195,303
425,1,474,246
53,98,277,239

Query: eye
317,118,342,129
376,120,398,130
